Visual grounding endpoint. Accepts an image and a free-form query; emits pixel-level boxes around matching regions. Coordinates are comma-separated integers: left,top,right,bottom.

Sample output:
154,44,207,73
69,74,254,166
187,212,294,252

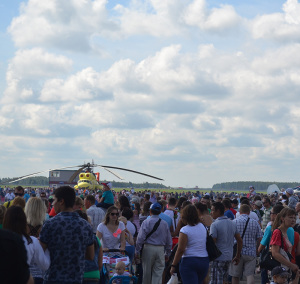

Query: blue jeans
125,245,135,263
179,257,209,284
261,268,269,284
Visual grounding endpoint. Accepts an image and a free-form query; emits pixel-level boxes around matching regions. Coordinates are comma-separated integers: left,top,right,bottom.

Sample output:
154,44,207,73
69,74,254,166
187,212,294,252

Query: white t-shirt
180,223,208,258
164,209,180,229
22,235,50,271
125,221,136,246
97,221,125,249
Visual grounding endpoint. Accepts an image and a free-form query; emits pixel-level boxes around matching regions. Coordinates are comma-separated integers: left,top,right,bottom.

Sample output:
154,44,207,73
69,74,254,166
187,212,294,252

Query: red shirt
230,208,237,216
270,229,288,251
49,207,57,217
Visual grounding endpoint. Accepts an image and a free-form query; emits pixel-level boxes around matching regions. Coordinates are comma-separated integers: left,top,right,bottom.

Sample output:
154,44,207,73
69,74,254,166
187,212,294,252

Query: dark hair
3,206,32,244
222,199,231,209
181,200,191,210
168,197,177,206
263,197,271,205
231,199,238,205
118,195,131,211
142,201,152,216
14,186,24,194
240,197,248,203
194,202,209,214
133,202,141,215
212,202,225,215
122,207,134,220
241,199,250,206
144,194,150,201
86,195,96,205
54,186,76,208
272,204,284,214
253,195,261,201
181,205,199,226
176,197,187,209
75,209,88,221
104,206,119,226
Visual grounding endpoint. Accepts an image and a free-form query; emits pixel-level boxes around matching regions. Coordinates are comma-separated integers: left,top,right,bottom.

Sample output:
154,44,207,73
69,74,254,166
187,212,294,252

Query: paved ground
240,273,262,284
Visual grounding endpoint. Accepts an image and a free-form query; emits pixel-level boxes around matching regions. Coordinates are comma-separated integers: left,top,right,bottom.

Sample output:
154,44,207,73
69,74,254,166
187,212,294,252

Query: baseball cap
271,266,289,277
255,200,263,208
101,182,112,189
150,202,162,212
285,188,294,195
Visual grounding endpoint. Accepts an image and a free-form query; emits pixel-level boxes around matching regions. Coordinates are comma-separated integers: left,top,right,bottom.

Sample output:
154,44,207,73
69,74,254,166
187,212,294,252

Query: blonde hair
12,197,26,210
116,261,126,270
24,197,46,227
118,216,127,225
0,205,6,224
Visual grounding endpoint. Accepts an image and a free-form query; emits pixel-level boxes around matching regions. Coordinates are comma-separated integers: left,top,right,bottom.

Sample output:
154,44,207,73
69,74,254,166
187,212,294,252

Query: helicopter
4,162,164,191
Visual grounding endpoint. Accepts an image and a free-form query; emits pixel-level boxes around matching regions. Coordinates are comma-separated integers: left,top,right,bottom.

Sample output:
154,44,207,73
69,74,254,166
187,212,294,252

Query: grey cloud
225,135,264,147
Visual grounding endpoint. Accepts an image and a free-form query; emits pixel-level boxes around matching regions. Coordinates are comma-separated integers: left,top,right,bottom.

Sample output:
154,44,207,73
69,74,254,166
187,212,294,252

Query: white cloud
2,0,300,186
183,1,241,32
251,0,300,41
8,0,116,51
3,48,72,103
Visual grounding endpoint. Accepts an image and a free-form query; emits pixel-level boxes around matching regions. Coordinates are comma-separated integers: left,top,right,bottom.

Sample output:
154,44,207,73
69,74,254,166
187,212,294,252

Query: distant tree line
0,176,49,186
212,181,300,191
106,180,168,189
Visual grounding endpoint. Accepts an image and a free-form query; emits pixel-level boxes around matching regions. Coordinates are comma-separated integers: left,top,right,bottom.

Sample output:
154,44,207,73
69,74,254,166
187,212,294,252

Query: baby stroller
101,249,135,284
109,275,138,284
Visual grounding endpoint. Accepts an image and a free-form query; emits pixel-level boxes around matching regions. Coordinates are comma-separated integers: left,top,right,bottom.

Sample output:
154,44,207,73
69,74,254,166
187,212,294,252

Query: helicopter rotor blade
95,165,164,181
67,166,86,183
2,166,86,183
4,165,83,184
95,165,124,180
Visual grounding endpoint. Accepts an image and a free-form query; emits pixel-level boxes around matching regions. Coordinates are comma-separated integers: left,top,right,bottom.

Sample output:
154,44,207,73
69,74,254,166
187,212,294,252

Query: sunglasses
14,193,23,196
110,213,119,216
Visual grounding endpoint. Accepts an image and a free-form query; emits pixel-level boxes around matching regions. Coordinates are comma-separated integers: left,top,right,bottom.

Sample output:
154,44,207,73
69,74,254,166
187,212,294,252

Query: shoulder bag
140,218,161,256
206,228,222,261
232,217,250,259
259,229,291,270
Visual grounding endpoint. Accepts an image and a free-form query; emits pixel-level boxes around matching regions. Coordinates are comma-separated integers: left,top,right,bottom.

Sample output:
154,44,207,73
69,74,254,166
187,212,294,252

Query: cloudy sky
1,0,300,188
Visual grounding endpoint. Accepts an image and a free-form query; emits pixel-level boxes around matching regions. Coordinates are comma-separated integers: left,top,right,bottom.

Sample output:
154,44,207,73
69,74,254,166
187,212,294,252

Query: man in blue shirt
222,199,235,220
39,186,94,284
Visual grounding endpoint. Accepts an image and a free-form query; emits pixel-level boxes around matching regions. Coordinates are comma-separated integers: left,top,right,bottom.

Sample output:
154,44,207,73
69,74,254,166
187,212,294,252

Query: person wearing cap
135,202,172,284
97,182,114,209
249,186,256,197
286,188,299,210
271,265,299,284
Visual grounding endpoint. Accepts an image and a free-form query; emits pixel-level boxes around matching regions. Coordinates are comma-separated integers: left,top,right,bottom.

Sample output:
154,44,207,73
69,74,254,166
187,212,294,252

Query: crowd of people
1,184,300,284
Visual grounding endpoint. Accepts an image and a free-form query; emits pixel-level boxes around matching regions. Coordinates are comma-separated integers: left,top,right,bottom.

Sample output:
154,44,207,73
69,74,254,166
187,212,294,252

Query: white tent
267,184,280,195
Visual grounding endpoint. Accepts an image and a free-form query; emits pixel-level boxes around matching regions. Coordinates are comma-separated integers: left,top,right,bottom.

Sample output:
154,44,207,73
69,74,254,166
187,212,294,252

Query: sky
1,0,300,188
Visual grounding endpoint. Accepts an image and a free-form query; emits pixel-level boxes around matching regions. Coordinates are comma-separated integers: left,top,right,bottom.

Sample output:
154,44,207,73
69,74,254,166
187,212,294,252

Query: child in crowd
112,261,131,284
97,182,114,209
270,266,299,284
